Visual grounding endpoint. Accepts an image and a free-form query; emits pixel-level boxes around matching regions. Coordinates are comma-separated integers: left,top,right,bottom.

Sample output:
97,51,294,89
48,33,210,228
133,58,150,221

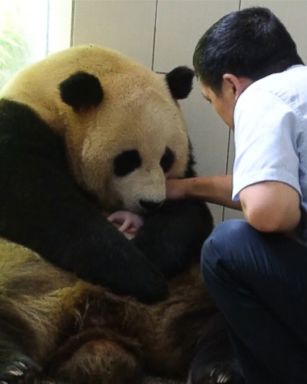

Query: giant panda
0,45,242,384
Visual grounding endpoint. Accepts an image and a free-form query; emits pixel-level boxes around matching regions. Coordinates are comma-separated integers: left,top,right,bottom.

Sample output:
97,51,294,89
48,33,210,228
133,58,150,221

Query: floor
143,378,183,384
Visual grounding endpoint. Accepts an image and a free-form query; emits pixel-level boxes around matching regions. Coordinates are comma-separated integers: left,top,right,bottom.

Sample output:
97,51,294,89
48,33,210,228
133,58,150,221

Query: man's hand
166,179,189,200
166,176,241,210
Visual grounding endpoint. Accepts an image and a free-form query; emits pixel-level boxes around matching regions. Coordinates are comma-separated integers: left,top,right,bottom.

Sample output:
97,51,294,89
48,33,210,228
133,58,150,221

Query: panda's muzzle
139,199,164,211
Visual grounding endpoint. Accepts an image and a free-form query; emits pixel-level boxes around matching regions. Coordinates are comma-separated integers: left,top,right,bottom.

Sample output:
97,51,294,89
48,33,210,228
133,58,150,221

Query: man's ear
222,73,252,100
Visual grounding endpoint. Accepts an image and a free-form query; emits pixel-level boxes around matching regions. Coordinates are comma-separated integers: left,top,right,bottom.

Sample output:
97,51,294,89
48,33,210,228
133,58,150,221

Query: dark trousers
201,219,307,384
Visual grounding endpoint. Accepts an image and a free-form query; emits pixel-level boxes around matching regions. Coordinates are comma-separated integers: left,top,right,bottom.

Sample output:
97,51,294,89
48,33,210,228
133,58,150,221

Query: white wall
72,0,307,225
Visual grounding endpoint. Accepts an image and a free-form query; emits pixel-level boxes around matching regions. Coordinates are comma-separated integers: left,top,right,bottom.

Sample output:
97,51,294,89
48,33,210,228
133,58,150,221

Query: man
167,7,307,384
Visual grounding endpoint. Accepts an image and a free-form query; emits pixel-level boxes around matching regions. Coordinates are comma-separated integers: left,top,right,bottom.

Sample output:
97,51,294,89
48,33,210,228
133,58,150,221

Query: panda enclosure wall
72,0,307,225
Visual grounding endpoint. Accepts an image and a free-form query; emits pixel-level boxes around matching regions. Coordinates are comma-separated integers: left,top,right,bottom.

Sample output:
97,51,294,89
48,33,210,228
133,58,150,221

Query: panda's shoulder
0,99,64,161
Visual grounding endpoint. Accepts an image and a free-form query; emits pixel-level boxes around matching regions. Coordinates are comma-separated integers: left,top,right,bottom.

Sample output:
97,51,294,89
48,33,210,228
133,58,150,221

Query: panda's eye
113,150,142,177
160,147,175,173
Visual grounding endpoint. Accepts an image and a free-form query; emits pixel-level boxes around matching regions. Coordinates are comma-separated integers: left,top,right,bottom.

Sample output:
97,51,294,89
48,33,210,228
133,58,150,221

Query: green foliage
0,0,31,89
0,29,30,89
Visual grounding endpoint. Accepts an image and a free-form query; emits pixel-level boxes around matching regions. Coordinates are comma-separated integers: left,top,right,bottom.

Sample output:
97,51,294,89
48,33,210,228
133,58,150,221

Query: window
0,0,72,89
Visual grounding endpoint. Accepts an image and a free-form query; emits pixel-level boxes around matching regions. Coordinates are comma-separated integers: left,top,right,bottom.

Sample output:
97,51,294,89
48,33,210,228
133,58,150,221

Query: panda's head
2,45,194,213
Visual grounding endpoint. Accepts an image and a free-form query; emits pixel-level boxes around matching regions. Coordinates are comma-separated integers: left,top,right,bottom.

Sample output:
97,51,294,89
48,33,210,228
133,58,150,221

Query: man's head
193,7,303,127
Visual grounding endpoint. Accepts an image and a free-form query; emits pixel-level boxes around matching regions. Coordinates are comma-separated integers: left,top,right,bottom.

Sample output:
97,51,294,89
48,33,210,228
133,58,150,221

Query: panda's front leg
132,199,213,277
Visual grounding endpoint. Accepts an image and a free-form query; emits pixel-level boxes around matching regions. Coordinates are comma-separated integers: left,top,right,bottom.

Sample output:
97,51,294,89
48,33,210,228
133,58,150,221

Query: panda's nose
139,199,163,211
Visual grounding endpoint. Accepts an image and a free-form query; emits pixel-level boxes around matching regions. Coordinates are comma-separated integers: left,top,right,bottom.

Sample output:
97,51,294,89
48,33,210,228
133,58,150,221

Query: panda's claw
7,366,23,377
216,372,231,383
7,361,29,377
189,360,244,384
0,357,41,384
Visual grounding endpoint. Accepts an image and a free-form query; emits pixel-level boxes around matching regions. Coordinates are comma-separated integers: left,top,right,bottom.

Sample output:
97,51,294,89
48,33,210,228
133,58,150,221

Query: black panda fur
0,46,243,384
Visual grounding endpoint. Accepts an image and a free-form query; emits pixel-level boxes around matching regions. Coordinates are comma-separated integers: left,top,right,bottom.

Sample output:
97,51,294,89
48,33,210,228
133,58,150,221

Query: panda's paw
0,356,41,383
188,361,245,384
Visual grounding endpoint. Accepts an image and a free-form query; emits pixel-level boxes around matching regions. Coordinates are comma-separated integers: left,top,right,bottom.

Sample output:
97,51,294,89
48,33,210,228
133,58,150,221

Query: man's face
200,82,236,129
199,75,252,129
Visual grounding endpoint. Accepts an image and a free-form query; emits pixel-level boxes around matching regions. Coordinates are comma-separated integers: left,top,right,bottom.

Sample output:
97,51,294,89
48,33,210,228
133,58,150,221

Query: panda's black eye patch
160,147,175,173
113,150,142,177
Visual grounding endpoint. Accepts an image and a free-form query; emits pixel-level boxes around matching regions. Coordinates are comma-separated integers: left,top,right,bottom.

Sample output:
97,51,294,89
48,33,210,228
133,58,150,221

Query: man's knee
201,219,255,275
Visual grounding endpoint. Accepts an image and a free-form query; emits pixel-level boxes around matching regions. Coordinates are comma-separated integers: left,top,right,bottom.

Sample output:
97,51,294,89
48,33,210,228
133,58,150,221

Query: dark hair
193,7,304,93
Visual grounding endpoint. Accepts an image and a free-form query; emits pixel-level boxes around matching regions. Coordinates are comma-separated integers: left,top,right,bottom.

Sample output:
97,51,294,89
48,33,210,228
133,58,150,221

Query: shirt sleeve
232,88,302,201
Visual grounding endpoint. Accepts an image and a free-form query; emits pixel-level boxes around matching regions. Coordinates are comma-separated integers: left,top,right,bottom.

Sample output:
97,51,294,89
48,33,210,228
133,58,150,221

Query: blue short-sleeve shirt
232,65,307,216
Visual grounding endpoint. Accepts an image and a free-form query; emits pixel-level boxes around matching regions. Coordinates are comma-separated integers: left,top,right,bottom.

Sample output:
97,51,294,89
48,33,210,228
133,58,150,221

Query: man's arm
166,176,301,233
240,181,301,232
166,174,241,210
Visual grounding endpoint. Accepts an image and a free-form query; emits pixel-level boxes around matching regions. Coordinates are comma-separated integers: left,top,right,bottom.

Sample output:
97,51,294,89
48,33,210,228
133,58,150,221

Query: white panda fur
1,45,188,211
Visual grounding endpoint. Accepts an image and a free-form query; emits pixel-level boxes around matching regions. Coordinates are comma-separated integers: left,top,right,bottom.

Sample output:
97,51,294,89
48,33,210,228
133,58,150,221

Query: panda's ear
59,71,103,111
165,66,194,100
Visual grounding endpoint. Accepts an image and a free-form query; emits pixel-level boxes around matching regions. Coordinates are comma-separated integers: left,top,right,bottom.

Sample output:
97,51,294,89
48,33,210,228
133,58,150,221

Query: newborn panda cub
107,211,143,238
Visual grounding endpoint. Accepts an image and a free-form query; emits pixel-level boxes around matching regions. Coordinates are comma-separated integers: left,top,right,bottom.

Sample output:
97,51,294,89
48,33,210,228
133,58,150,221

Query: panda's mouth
138,199,164,212
114,198,164,215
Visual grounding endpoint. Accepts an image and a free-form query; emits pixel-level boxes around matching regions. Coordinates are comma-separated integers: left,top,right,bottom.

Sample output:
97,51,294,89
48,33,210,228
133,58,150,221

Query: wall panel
73,0,156,67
